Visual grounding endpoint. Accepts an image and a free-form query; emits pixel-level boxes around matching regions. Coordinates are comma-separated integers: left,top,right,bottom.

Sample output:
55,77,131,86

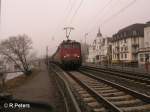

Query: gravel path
11,64,65,112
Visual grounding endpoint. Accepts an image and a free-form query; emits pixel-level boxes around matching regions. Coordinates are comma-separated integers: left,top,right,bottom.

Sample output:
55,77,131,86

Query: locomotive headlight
64,54,70,58
74,54,80,58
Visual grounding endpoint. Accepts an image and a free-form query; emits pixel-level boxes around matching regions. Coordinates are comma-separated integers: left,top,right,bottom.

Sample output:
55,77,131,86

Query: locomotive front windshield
63,43,80,48
63,44,72,48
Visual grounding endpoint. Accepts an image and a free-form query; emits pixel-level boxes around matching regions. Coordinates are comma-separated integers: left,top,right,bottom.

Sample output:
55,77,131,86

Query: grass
5,69,40,91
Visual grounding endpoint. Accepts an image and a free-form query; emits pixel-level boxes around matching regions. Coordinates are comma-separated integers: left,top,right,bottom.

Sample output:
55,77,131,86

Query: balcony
138,47,150,52
132,43,139,48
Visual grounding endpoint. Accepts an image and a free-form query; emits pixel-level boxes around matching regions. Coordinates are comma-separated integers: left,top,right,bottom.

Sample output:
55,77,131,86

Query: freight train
51,40,82,69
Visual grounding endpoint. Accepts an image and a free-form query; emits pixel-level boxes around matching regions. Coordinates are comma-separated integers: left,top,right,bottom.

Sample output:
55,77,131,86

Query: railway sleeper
99,91,125,97
84,102,106,112
78,90,87,94
146,84,150,87
71,86,104,112
105,95,134,101
93,87,113,91
98,89,119,94
76,90,107,112
87,102,102,108
122,104,150,112
83,97,95,102
93,108,107,112
90,85,109,89
86,82,106,86
112,99,144,107
75,88,84,91
87,102,108,112
80,93,91,98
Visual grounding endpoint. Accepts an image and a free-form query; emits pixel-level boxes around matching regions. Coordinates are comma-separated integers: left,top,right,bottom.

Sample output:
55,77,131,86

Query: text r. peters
4,103,30,109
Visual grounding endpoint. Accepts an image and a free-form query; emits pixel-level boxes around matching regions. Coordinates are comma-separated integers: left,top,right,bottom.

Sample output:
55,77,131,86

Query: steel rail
49,64,81,112
81,66,150,85
79,70,150,103
67,72,123,112
82,65,150,79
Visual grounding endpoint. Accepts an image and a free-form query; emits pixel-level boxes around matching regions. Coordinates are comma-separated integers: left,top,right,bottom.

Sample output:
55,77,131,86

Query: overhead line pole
0,0,1,25
84,33,88,45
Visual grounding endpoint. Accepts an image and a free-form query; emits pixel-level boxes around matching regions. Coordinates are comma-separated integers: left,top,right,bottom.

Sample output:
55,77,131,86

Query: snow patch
6,72,24,81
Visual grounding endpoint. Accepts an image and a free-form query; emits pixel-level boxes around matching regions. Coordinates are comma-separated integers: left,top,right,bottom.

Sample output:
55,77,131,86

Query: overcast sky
1,0,150,56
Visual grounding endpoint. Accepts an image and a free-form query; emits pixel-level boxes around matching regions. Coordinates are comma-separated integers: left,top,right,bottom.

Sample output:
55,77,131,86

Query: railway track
49,64,81,112
80,66,150,87
50,64,150,111
67,71,150,112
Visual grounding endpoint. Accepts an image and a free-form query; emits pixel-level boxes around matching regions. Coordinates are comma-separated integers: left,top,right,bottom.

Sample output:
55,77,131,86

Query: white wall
144,26,150,47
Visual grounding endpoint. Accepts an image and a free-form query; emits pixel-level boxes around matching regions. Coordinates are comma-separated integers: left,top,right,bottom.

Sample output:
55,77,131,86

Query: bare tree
0,34,33,75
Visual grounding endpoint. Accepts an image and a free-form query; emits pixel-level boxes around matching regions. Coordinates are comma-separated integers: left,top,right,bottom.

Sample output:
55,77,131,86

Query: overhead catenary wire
68,0,84,25
86,0,120,34
64,0,77,25
102,0,137,25
85,0,113,30
52,0,76,38
87,0,137,35
76,0,113,43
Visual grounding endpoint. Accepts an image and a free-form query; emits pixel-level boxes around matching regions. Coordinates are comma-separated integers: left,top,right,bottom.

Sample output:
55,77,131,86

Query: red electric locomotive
51,40,82,69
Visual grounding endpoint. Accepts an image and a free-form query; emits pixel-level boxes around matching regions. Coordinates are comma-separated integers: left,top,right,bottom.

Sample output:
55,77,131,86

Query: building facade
112,24,145,64
138,21,150,66
87,28,112,64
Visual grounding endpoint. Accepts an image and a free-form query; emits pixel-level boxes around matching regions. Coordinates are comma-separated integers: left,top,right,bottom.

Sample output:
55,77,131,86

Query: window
93,46,95,50
140,54,143,57
72,44,80,48
133,30,137,36
63,44,72,48
140,54,144,62
125,53,127,58
121,53,123,59
124,39,127,43
120,34,123,37
120,40,122,44
133,38,136,43
125,47,128,51
121,47,123,51
96,55,99,60
63,43,80,48
124,32,126,37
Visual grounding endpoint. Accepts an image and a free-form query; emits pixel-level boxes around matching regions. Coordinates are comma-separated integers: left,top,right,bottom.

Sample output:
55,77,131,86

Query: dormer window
124,39,127,43
133,30,137,36
124,32,126,37
120,34,123,38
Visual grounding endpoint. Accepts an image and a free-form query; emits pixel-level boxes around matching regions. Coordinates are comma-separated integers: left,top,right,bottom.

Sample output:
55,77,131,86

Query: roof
118,23,145,33
112,23,145,42
97,28,102,37
145,21,150,27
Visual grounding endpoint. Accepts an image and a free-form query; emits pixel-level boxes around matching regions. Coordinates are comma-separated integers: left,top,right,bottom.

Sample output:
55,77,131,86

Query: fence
84,63,150,75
